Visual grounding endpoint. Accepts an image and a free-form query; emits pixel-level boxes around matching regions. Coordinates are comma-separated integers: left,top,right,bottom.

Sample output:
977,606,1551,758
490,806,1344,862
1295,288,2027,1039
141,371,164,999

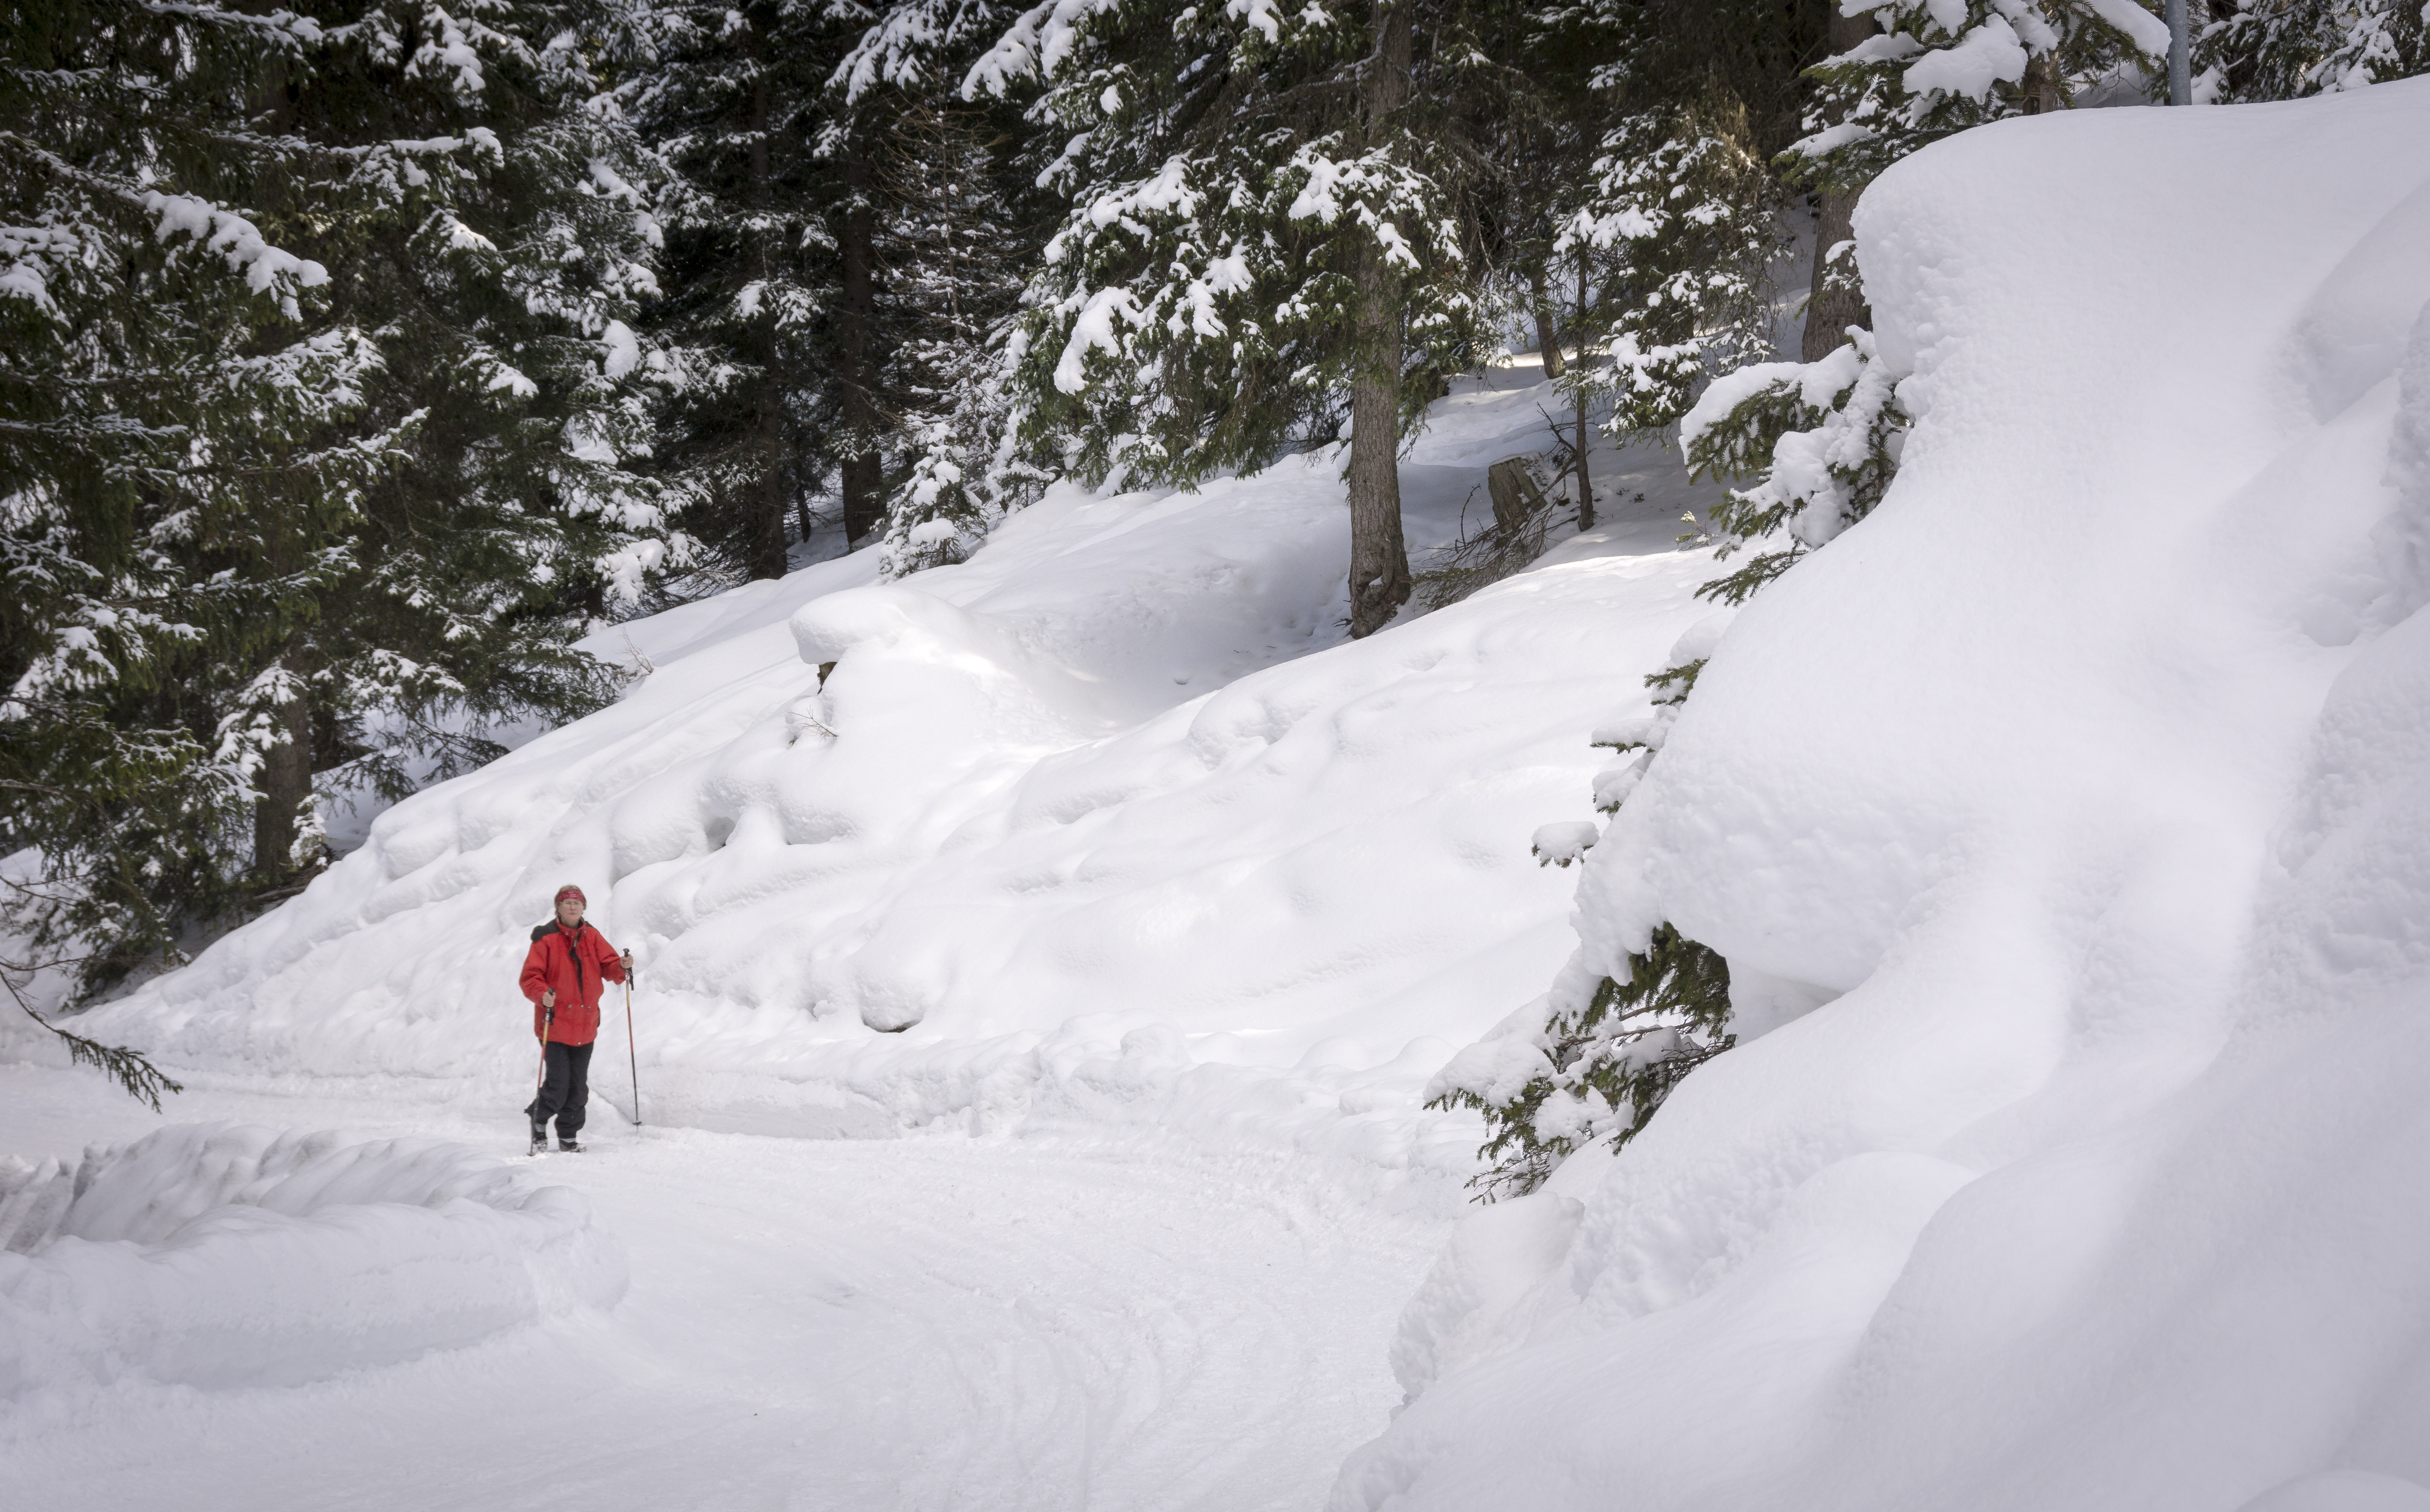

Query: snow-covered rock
1338,79,2430,1512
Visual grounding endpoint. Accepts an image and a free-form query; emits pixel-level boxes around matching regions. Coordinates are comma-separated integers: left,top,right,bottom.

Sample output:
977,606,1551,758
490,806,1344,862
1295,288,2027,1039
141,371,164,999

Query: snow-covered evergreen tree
1555,99,1784,443
1680,327,1907,605
1429,925,1730,1198
631,0,866,576
4,0,685,996
2201,0,2430,99
2,0,386,992
1483,0,1805,531
864,101,1048,578
829,0,1048,579
1428,2,1930,1198
256,0,688,878
1787,0,2172,193
969,0,1496,635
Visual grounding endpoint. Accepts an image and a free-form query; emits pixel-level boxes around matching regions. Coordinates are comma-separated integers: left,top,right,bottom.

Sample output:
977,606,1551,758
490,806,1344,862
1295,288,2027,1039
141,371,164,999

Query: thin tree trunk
252,677,311,880
1572,255,1593,531
839,150,884,546
1345,0,1413,639
749,398,788,578
1572,387,1594,531
2018,53,2063,115
743,52,789,577
1802,7,1875,362
1531,281,1564,380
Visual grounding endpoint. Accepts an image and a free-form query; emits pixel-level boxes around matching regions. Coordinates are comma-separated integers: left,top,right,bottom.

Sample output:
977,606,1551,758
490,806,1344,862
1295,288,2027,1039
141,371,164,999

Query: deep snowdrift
1338,82,2430,1512
0,1123,620,1407
78,369,1721,1171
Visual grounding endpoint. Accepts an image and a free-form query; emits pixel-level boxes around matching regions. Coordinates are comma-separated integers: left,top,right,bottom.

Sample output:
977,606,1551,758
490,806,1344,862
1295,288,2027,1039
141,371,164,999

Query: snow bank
0,1124,622,1403
76,371,1722,1174
1340,81,2430,1510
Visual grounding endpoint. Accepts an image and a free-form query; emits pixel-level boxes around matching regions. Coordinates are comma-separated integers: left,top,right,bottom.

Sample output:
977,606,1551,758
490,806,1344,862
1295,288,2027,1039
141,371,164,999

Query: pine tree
969,0,1500,636
1481,0,1807,532
2,0,386,993
1424,1,1896,1198
631,0,866,578
1553,98,1784,444
1686,1,2166,601
829,0,1049,578
1428,924,1732,1199
5,0,687,999
1786,0,2172,194
2201,0,2430,99
1679,325,1906,605
865,100,1048,577
237,0,688,887
1438,285,1906,1202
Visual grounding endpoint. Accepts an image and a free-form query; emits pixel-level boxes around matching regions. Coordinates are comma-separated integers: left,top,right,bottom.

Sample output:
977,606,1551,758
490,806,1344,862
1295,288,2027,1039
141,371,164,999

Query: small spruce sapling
1428,925,1731,1200
1679,328,1908,606
1554,97,1785,442
1436,246,1909,1203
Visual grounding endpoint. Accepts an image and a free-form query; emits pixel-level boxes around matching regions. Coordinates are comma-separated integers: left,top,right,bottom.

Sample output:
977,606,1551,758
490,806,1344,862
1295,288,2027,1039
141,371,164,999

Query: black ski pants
528,1041,594,1136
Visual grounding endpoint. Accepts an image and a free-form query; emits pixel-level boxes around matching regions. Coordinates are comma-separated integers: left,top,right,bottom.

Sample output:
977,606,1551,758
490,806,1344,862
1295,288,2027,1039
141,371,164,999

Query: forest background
3,0,2420,1041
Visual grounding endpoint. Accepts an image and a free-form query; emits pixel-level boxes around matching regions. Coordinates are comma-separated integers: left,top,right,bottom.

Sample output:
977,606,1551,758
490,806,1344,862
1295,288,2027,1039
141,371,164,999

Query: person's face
556,896,585,929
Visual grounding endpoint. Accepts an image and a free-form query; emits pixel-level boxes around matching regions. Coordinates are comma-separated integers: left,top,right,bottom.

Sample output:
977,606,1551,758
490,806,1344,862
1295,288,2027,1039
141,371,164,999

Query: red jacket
519,920,626,1045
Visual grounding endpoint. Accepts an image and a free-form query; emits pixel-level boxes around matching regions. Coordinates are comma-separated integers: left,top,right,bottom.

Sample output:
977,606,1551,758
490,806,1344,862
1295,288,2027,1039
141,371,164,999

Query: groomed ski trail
0,1064,1446,1512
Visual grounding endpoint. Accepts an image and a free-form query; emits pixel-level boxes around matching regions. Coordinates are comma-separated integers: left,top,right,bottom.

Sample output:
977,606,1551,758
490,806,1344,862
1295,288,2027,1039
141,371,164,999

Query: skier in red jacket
519,884,630,1153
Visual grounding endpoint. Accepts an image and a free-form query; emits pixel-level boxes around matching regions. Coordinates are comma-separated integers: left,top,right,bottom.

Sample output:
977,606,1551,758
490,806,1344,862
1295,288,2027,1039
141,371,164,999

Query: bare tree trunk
252,679,311,880
1345,0,1413,639
1802,7,1875,362
1572,255,1593,530
2018,53,2063,115
1573,389,1594,531
840,452,882,545
1531,282,1564,380
743,56,789,577
839,151,884,546
748,399,788,578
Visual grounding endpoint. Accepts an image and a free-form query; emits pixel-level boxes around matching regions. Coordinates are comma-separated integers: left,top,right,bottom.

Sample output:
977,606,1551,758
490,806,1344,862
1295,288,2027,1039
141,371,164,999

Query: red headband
554,885,586,905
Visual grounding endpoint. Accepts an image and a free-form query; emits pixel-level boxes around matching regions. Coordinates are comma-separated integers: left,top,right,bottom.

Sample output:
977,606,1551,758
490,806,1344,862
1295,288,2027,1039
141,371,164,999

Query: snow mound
81,372,1722,1167
1339,81,2430,1511
0,1124,622,1401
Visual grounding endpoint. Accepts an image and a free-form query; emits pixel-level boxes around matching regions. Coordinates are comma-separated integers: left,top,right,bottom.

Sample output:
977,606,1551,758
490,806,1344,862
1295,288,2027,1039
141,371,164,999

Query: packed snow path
0,1065,1445,1512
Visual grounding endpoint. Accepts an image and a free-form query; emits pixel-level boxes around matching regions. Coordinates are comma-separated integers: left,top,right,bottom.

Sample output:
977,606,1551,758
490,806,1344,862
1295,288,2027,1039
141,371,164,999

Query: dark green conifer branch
1430,925,1731,1200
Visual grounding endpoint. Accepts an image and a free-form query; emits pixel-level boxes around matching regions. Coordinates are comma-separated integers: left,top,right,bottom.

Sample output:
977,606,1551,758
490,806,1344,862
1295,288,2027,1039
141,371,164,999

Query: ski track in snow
0,1065,1445,1512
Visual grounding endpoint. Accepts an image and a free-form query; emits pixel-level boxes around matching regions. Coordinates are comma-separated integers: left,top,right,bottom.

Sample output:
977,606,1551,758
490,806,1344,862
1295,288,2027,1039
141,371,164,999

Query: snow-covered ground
3,360,1724,1507
0,1065,1441,1512
16,77,2430,1512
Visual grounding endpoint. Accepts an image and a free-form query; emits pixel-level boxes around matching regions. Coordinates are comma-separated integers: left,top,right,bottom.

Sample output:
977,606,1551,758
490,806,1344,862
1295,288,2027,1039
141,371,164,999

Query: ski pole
533,1001,555,1152
624,970,641,1126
